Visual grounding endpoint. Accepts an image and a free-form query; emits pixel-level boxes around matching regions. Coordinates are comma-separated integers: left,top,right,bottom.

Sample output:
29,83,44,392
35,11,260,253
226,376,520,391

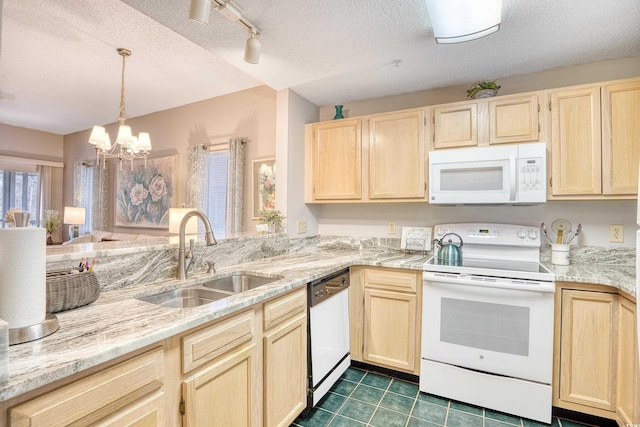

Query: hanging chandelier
88,48,152,168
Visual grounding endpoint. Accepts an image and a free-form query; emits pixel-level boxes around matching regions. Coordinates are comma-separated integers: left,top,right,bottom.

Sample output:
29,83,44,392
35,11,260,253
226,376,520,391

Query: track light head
189,0,211,24
244,31,260,64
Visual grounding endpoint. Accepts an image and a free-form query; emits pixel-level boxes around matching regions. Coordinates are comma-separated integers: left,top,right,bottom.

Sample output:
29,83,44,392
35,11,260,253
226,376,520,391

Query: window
205,149,229,237
1,169,40,226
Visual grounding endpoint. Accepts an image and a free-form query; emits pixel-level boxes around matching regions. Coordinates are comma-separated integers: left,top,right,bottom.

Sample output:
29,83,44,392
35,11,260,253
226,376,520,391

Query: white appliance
429,142,547,205
421,223,555,423
307,269,350,407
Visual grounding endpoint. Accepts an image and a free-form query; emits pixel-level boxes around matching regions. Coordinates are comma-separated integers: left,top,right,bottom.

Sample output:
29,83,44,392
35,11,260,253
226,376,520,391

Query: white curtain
187,143,210,212
225,137,245,235
37,165,63,241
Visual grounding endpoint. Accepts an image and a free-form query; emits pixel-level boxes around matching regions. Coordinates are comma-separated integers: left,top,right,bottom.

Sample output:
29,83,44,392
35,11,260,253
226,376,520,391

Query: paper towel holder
9,313,59,345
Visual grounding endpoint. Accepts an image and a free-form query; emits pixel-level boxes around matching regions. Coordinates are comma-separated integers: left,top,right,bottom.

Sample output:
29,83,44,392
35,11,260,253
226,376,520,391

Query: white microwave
429,143,547,205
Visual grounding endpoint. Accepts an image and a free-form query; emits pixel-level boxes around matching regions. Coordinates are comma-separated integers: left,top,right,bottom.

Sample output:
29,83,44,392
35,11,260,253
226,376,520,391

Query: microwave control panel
518,158,544,192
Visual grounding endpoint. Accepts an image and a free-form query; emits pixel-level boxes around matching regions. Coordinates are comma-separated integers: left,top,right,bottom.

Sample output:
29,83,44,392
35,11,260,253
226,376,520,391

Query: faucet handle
206,261,216,275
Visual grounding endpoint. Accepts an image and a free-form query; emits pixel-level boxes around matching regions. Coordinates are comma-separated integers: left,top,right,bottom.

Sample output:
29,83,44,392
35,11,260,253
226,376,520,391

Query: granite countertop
1,246,635,402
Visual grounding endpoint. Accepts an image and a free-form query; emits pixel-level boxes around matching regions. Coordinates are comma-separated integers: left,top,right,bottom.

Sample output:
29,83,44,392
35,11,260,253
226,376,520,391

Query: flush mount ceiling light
88,48,152,169
188,0,261,64
425,0,502,44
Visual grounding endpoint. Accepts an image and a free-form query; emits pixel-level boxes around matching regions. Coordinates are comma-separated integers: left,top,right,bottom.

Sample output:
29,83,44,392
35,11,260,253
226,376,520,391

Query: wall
63,85,277,238
0,123,63,161
305,57,640,248
276,89,320,236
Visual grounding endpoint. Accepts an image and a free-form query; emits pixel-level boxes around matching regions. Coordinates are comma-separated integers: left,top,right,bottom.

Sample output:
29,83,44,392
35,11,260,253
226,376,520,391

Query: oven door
421,272,555,384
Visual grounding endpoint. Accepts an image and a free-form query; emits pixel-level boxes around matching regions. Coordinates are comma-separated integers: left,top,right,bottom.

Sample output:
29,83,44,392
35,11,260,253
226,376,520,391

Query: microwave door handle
509,153,517,201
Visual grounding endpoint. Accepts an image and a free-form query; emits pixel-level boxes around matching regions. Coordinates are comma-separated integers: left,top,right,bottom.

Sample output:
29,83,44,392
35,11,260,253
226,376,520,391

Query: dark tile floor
292,367,594,427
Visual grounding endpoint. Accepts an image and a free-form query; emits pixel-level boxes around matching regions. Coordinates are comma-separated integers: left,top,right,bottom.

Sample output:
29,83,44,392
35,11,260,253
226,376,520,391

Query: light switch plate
609,224,624,243
297,220,307,234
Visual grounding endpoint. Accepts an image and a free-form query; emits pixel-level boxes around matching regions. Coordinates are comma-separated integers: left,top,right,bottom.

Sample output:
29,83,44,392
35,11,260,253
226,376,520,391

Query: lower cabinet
350,266,422,375
6,288,308,427
555,283,639,425
9,347,166,426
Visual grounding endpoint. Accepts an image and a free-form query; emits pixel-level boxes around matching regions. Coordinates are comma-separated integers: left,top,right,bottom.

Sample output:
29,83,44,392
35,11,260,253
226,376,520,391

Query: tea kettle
434,233,463,266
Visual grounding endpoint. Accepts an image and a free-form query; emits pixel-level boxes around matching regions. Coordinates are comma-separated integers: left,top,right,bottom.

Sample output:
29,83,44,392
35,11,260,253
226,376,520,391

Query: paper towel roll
0,228,46,329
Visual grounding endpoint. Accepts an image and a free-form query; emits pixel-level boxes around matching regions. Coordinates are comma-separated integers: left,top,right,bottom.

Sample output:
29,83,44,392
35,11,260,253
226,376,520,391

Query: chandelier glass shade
89,48,152,168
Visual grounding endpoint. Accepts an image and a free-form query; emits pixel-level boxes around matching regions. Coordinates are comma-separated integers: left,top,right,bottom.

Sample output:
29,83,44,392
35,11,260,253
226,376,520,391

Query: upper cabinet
369,110,426,199
306,119,362,201
432,92,542,149
305,109,427,203
548,78,640,198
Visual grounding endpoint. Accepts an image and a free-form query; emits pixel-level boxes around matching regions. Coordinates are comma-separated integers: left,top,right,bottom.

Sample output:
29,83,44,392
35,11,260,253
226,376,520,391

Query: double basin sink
136,272,283,309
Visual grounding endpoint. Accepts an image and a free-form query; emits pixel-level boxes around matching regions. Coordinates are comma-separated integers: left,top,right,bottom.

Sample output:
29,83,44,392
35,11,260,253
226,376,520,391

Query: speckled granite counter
1,245,426,402
1,239,635,403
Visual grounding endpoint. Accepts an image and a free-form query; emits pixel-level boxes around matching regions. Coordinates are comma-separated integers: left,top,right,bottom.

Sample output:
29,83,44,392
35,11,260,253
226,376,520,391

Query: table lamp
64,207,85,239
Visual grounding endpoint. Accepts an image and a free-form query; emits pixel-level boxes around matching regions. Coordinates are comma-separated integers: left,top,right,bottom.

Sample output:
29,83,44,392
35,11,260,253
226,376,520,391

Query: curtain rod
192,137,248,151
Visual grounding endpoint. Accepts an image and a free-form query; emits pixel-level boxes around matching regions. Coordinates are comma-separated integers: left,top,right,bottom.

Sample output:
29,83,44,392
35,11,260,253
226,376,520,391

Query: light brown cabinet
9,347,166,426
350,267,422,375
262,288,307,427
305,109,427,203
181,309,260,427
548,78,640,198
616,295,638,425
432,93,541,149
368,110,426,199
555,283,639,425
305,119,362,201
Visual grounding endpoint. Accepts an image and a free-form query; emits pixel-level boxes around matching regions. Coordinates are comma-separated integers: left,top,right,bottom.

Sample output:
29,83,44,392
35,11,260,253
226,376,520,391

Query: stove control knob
528,229,538,240
517,229,527,239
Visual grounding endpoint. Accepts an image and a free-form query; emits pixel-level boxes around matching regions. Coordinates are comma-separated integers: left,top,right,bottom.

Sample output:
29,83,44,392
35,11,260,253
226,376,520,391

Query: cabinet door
489,95,540,145
311,119,362,200
369,110,426,199
559,289,616,411
363,288,416,372
602,81,640,195
182,344,258,427
433,103,478,149
550,87,602,195
616,296,638,425
263,313,307,427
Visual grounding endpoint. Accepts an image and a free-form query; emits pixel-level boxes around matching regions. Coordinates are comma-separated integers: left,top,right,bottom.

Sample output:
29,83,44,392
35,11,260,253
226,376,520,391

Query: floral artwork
252,158,276,219
115,155,176,228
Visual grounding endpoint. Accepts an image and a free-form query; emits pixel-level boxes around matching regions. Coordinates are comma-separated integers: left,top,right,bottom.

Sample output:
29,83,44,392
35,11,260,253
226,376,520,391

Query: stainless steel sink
136,287,230,308
202,272,283,293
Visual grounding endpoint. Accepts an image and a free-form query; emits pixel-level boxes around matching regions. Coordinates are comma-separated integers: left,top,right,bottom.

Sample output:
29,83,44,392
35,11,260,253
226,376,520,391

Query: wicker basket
46,269,100,313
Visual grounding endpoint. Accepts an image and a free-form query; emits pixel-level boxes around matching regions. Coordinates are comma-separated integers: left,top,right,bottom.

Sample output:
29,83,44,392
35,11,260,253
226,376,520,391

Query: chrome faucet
177,210,217,280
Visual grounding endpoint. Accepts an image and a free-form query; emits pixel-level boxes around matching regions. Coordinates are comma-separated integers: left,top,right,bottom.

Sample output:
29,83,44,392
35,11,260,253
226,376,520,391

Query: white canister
551,244,571,265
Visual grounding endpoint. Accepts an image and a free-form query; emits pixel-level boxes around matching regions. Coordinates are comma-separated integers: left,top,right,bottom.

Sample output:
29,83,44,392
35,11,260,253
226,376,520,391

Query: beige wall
0,123,64,161
63,85,276,236
319,56,640,121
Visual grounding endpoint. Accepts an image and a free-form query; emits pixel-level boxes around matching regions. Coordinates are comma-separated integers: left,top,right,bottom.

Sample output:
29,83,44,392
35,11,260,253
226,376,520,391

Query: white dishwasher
307,268,350,408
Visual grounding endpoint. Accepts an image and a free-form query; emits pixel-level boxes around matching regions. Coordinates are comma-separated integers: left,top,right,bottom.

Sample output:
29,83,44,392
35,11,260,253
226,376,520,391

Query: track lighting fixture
189,0,211,24
188,0,261,64
244,31,260,64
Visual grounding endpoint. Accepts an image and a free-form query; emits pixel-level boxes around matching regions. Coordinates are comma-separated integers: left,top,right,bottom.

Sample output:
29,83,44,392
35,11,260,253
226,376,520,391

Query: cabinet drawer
96,392,165,427
263,288,306,331
364,268,418,293
182,309,255,374
10,347,164,427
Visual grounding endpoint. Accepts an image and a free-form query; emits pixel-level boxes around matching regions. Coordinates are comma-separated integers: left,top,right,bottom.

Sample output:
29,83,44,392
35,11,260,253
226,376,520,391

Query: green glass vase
333,105,344,120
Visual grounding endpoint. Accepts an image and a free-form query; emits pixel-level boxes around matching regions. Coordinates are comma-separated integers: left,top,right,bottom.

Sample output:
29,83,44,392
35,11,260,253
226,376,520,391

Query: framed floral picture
252,158,276,219
115,155,176,228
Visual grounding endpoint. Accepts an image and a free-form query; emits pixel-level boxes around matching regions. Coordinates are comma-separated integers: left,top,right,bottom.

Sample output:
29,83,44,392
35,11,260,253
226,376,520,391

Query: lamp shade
63,207,86,225
169,208,198,234
426,0,502,44
88,126,106,145
244,33,261,64
189,0,211,24
137,132,152,151
116,124,133,146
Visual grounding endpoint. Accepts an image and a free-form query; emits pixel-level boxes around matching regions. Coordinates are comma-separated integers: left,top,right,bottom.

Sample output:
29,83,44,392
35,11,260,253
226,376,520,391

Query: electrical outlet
609,224,624,243
297,220,307,234
388,221,396,234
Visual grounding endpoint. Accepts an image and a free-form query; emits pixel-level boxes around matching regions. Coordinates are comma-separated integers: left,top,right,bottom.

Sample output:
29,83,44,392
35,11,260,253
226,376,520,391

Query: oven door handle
422,272,555,293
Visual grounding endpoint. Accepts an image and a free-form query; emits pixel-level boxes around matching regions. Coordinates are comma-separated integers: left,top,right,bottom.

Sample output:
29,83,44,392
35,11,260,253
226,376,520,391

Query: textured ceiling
1,0,639,135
